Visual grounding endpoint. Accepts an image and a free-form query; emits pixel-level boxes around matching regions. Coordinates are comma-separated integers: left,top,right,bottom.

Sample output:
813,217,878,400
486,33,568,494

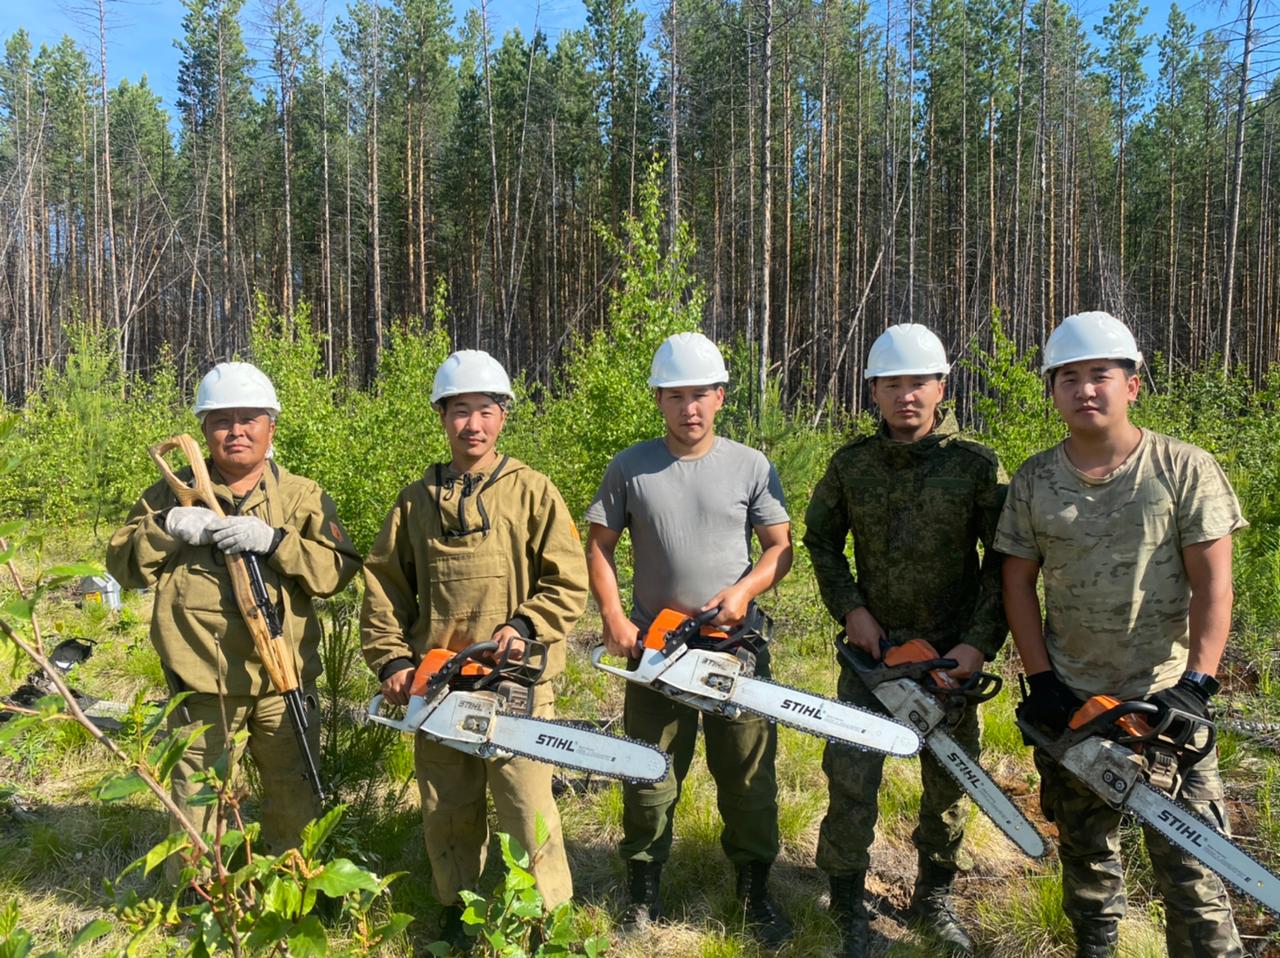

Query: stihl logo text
947,752,982,787
781,699,822,719
1156,808,1205,848
535,733,577,752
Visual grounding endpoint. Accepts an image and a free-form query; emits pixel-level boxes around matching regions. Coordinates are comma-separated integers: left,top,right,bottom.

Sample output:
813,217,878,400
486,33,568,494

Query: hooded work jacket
107,461,362,696
360,456,588,696
803,410,1009,658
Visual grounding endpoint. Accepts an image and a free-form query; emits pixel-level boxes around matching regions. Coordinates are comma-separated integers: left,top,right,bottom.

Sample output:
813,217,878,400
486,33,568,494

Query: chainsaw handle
837,633,954,680
427,641,500,690
366,693,401,728
590,643,636,679
954,669,1003,703
1069,697,1162,741
692,606,722,627
835,633,880,674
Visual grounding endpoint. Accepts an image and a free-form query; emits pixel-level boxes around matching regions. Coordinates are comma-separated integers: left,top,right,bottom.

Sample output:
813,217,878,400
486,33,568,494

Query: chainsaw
367,639,670,783
838,635,1047,858
591,607,921,757
1018,686,1280,915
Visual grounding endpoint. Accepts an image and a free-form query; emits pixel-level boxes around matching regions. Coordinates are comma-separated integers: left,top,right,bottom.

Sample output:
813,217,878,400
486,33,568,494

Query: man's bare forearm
1185,536,1234,676
1003,557,1052,675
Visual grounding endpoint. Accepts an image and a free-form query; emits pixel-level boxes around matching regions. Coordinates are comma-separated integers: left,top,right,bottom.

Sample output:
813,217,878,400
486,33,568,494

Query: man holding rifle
108,362,360,871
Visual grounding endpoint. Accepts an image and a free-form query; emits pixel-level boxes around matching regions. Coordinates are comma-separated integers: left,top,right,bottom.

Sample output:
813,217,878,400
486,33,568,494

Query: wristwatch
1181,671,1221,697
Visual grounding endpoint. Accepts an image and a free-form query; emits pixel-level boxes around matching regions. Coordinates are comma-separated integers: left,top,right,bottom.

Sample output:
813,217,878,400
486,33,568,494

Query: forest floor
2,525,1279,957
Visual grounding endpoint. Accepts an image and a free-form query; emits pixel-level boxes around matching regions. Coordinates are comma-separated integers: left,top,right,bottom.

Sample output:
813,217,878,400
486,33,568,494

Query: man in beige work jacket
108,362,361,868
361,349,589,944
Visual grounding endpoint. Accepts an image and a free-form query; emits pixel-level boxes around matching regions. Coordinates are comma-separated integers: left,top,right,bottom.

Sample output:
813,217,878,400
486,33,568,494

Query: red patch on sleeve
330,521,345,542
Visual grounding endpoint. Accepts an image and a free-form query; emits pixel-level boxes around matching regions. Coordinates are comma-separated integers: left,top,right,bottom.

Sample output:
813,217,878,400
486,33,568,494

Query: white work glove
164,507,218,546
209,515,278,555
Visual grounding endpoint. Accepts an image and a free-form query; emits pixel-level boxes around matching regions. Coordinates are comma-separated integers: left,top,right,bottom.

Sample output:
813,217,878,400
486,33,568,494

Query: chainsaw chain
727,676,923,757
481,713,669,785
1129,782,1280,918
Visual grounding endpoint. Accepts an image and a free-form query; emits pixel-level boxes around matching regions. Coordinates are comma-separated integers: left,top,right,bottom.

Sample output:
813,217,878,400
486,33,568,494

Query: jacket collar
873,408,958,460
208,460,279,520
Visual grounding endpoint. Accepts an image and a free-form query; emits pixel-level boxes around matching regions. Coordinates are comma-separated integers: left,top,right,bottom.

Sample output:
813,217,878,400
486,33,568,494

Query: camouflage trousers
816,665,980,877
1034,746,1244,957
620,680,780,866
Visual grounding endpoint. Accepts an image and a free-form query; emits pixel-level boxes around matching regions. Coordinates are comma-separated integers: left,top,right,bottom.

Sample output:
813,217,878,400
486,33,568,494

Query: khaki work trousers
413,699,573,910
167,687,322,877
1035,746,1244,957
619,680,780,866
816,665,981,877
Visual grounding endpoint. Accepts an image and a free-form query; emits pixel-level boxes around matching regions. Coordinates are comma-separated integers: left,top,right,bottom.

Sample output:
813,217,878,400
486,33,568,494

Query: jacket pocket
427,551,510,648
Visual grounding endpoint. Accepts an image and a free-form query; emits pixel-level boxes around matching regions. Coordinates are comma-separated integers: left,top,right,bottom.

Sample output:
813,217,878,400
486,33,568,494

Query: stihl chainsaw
367,639,669,783
839,636,1047,859
591,607,920,757
1018,687,1280,915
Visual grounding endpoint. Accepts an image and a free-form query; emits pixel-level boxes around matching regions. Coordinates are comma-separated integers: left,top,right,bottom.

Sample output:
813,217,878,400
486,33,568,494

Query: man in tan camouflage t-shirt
995,312,1246,958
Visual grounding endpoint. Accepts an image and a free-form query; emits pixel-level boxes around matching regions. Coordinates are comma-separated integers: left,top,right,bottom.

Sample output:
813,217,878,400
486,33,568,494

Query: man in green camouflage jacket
803,325,1007,958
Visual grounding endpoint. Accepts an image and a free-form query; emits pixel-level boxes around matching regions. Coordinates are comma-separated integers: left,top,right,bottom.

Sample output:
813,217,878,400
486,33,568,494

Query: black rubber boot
828,872,871,958
622,859,663,931
1073,922,1119,958
735,861,794,949
438,904,470,952
905,860,973,956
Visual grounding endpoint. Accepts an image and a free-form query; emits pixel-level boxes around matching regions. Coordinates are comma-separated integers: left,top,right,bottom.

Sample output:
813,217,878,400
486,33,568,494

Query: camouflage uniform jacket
803,410,1009,658
360,456,588,697
107,461,362,696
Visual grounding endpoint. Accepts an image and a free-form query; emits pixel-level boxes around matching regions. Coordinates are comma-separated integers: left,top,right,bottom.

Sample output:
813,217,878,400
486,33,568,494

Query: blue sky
0,0,1245,120
0,0,591,112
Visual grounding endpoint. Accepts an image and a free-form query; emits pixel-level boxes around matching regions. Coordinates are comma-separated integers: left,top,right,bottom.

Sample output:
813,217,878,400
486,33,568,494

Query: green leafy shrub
0,327,188,525
0,512,411,956
962,317,1060,474
434,821,608,958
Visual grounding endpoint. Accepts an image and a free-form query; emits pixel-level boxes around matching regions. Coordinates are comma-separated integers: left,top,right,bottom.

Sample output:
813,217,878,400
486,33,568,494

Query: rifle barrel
284,687,326,804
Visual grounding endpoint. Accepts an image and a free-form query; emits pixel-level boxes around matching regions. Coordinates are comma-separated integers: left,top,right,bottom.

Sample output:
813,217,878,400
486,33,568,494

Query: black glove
1018,670,1083,735
1148,675,1213,722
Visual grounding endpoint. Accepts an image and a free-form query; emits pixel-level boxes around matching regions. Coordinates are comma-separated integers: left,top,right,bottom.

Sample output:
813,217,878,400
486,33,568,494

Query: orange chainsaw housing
409,647,492,697
643,608,729,650
882,638,959,689
1068,694,1151,739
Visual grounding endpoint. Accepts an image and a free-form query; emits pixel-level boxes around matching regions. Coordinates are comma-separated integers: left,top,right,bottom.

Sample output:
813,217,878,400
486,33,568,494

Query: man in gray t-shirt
586,332,794,946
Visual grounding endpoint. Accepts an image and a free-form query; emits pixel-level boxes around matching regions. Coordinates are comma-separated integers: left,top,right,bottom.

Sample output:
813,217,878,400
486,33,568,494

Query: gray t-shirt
586,436,789,631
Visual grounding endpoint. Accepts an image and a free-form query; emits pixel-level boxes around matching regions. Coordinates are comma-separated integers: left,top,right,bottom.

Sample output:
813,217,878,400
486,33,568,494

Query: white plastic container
78,574,122,611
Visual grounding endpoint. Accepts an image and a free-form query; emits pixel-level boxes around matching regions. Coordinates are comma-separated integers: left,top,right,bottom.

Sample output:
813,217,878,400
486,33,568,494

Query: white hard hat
863,324,951,379
193,362,280,419
648,332,729,388
1041,311,1143,375
430,349,514,406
